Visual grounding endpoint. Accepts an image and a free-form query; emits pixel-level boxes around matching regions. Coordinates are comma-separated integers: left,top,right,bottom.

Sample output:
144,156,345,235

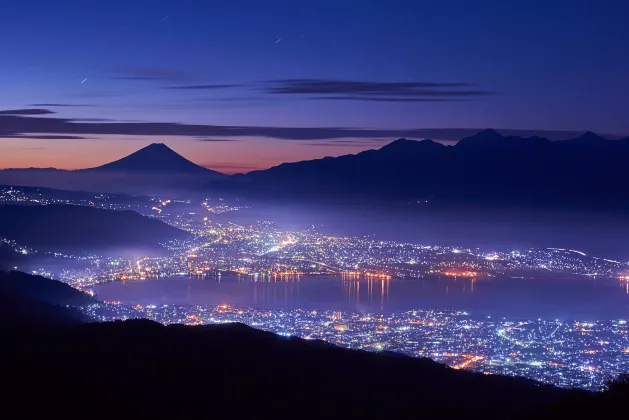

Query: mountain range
208,129,629,208
1,130,629,207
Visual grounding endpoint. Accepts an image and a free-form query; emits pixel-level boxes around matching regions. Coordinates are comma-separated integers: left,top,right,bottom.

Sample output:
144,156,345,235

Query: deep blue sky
1,0,628,172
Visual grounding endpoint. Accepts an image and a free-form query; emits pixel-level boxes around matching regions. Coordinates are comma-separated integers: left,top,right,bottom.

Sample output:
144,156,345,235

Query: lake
93,274,629,320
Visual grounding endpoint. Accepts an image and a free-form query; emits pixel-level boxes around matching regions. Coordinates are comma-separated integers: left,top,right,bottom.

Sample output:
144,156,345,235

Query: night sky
1,0,628,173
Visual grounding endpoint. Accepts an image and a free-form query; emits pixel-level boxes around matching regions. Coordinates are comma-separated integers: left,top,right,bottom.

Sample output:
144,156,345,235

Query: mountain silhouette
0,143,224,194
0,204,189,254
83,143,222,175
0,270,93,306
561,131,608,146
209,129,629,208
0,270,91,325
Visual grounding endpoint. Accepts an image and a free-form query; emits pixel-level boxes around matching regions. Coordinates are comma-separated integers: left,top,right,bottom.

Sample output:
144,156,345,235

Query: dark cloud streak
196,138,241,142
0,109,55,115
163,84,243,90
0,113,606,141
261,79,499,101
97,76,498,102
300,142,386,147
29,103,95,107
309,97,469,102
69,118,114,122
4,134,87,140
265,79,475,91
201,162,260,170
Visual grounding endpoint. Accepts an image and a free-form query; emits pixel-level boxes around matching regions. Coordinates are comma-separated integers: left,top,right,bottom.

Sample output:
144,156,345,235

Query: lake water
93,275,629,320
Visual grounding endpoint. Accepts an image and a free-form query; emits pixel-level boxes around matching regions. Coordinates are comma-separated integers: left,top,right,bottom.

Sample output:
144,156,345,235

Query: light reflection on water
93,274,629,320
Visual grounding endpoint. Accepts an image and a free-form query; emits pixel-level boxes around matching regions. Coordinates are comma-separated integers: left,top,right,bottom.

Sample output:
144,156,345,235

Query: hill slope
210,129,629,208
0,270,91,325
0,272,624,418
2,318,580,418
0,204,188,253
0,270,93,306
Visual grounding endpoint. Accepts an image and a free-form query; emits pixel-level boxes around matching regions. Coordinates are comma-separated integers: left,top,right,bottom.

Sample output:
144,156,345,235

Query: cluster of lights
83,303,629,391
4,189,629,392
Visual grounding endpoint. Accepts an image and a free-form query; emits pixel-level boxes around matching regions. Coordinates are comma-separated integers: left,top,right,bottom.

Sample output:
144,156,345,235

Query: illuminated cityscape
18,215,629,289
83,303,629,391
2,186,628,391
3,185,626,286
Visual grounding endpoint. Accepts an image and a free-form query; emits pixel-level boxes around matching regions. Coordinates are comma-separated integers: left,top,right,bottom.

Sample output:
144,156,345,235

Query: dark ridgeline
0,270,626,419
0,270,92,326
0,204,189,253
209,129,629,209
0,270,93,306
80,142,222,176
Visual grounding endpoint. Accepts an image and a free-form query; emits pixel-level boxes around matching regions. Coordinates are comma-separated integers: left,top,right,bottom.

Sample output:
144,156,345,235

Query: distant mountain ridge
1,167,66,172
0,204,189,254
81,143,222,175
209,129,629,208
0,143,224,194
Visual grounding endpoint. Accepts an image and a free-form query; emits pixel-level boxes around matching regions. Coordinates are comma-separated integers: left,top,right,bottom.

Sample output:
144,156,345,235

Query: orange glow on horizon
0,135,382,174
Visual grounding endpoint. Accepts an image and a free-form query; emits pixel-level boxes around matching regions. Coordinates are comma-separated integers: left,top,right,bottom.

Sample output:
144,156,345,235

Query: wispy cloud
0,109,55,115
4,134,86,140
201,162,262,172
300,141,386,147
265,79,475,93
163,84,243,90
69,91,122,98
196,138,241,142
309,97,469,102
69,118,114,122
29,103,95,107
260,78,499,101
110,67,191,82
99,76,497,104
0,112,607,141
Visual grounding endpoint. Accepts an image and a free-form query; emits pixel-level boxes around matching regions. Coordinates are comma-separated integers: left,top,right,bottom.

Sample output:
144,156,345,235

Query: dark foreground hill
0,270,93,306
0,270,92,325
0,204,188,254
0,319,570,419
4,318,628,419
0,272,626,418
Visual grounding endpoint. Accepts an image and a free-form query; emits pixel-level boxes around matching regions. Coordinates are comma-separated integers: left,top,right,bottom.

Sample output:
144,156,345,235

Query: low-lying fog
213,203,629,260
